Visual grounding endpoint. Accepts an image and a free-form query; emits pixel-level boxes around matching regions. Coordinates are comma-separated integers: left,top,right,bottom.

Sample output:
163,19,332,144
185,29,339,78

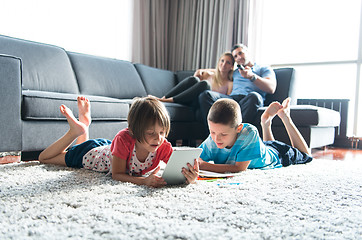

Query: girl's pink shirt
110,128,173,175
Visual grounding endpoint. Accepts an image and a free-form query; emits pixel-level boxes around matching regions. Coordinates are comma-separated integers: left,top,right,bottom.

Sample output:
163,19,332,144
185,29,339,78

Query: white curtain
132,0,250,71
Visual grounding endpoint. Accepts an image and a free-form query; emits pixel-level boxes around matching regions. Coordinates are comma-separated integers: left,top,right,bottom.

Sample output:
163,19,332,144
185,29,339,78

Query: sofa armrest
0,54,22,152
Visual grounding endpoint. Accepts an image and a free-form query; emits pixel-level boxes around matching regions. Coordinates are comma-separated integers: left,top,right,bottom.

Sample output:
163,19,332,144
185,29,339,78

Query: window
257,0,362,136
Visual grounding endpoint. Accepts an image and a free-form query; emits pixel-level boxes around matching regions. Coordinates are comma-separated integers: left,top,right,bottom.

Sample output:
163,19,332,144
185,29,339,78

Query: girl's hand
182,159,199,184
197,158,206,169
144,166,167,188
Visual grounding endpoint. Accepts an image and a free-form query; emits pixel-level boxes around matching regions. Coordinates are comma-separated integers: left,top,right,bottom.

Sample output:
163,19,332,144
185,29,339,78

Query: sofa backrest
134,63,177,97
0,35,79,94
264,68,296,106
67,52,148,99
175,70,195,84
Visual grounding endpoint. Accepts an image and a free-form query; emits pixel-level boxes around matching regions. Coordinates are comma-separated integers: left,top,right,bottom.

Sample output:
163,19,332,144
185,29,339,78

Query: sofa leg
349,136,361,149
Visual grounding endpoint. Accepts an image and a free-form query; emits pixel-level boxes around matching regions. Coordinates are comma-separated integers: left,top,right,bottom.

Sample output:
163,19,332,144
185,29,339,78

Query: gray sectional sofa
0,35,341,160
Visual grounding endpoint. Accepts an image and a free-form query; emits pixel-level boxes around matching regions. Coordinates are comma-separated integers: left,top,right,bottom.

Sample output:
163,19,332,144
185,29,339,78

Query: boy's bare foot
277,97,291,121
60,104,87,138
261,101,282,127
77,96,91,127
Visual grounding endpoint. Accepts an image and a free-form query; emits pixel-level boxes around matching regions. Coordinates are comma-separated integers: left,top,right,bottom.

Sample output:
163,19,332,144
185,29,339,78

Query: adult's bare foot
158,97,174,103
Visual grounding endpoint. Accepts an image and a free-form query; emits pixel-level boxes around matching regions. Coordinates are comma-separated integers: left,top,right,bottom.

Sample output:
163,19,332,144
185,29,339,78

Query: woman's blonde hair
127,96,170,142
213,52,235,87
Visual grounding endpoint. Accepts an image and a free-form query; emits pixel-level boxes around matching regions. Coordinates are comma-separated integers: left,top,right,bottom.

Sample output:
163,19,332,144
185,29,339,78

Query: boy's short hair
207,99,242,128
128,96,170,142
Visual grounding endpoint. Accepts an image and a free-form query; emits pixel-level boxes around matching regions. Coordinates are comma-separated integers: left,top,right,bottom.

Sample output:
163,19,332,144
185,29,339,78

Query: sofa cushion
68,52,147,99
22,90,130,121
162,102,197,122
134,64,177,97
256,105,341,127
0,35,79,93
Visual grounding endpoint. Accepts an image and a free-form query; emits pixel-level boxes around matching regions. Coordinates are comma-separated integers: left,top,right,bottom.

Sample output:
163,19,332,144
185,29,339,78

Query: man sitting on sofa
198,43,277,126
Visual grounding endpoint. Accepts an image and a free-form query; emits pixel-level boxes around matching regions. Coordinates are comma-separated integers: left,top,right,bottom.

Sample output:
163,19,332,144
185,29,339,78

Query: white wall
0,0,133,61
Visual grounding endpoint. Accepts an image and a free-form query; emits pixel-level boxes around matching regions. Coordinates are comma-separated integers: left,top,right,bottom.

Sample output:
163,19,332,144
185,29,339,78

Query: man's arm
239,67,276,94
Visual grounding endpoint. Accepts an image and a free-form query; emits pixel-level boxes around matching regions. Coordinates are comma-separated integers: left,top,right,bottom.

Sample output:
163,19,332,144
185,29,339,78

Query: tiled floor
312,147,362,161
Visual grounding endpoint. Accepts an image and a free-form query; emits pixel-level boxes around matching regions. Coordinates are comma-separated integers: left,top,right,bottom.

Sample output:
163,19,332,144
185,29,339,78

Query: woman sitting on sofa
156,52,234,107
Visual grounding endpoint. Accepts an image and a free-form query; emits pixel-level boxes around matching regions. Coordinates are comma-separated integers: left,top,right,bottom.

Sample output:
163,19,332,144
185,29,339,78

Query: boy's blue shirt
199,123,281,169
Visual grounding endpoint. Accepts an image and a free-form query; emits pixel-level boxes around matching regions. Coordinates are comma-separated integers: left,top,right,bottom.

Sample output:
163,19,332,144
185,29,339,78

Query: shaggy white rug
0,159,361,240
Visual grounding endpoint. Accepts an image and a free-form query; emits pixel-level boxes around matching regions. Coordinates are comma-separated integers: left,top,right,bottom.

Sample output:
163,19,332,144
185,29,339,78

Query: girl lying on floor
38,96,199,188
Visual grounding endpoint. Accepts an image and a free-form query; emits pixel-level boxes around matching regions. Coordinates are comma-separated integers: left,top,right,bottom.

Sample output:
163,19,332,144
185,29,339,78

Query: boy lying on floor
198,97,312,172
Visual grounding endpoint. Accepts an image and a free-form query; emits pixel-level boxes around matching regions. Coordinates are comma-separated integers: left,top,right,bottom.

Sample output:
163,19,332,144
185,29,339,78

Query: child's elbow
232,167,247,173
234,162,250,172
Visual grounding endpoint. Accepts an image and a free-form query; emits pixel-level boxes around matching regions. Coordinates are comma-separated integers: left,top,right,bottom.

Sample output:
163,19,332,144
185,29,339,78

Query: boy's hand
182,159,199,184
144,166,166,188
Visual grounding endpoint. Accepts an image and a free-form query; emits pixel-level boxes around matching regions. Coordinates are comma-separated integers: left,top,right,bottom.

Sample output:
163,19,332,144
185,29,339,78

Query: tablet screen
162,147,203,185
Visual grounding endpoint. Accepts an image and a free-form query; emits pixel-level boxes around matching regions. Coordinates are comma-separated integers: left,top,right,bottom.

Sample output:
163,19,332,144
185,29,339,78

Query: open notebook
198,170,242,178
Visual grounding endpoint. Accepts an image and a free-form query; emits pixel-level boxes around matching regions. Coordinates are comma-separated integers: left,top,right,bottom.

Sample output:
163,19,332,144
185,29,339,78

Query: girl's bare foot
261,101,283,127
77,96,91,127
60,104,87,138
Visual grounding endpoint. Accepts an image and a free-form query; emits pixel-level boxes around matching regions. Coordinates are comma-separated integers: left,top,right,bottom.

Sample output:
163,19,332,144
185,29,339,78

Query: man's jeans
198,90,264,127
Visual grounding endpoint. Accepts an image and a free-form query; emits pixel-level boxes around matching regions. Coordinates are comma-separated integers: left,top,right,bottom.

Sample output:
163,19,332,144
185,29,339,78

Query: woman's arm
194,69,216,81
198,158,250,173
226,81,233,95
111,155,166,187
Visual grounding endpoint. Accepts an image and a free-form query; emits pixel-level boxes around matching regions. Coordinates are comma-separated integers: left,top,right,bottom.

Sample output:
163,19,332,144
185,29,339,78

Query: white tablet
162,147,203,185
